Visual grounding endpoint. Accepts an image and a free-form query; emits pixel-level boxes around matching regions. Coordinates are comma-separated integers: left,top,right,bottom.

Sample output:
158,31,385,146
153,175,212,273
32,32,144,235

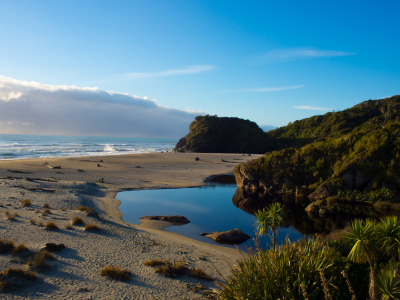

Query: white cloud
116,65,216,80
0,76,205,138
293,105,333,111
229,84,305,92
252,47,355,64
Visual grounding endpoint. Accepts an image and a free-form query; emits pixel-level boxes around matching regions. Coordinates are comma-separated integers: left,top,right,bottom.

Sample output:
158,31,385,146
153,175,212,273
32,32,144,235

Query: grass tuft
65,223,74,230
7,214,16,221
143,259,165,267
33,252,48,269
84,224,101,231
154,260,186,277
21,199,31,206
30,218,36,225
43,203,50,208
38,221,43,226
100,266,131,281
0,239,15,253
45,221,59,230
189,268,213,281
71,216,84,225
43,208,51,214
61,207,66,211
0,268,36,290
4,210,10,215
12,243,29,255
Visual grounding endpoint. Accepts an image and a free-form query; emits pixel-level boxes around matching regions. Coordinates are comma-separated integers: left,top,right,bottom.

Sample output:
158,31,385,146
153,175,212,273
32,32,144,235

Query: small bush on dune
21,199,31,206
65,224,74,230
189,268,213,281
0,268,36,290
0,239,15,253
7,214,16,221
100,266,131,281
42,250,54,260
30,218,36,225
85,224,101,231
71,216,84,225
143,259,165,267
77,206,98,216
45,222,59,230
38,221,43,226
43,203,50,208
154,260,186,277
12,243,29,255
33,252,48,269
4,210,10,216
43,208,51,215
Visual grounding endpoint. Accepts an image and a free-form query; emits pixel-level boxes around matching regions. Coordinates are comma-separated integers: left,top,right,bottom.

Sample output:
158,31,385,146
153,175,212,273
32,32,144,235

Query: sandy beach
0,152,261,299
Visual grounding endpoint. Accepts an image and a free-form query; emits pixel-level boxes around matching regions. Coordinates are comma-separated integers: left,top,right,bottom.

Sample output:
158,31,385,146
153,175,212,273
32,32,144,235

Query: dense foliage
235,96,400,204
173,115,270,153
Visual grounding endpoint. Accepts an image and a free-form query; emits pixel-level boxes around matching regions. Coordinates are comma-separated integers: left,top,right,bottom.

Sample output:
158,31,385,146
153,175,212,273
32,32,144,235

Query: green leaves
376,264,400,300
346,219,378,264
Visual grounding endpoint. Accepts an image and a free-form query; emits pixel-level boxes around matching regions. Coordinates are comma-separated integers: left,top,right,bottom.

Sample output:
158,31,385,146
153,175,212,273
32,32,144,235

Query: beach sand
0,152,261,299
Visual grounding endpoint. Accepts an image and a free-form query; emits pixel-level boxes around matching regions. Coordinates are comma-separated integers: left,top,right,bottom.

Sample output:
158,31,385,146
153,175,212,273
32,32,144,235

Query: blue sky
0,0,399,136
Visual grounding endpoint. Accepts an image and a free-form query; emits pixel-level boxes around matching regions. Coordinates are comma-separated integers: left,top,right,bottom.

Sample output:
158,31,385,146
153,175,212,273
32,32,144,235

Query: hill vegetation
234,96,400,211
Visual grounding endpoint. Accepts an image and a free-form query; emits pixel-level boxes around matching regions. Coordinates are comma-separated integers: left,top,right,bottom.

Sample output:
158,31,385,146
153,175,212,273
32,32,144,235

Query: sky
0,0,399,137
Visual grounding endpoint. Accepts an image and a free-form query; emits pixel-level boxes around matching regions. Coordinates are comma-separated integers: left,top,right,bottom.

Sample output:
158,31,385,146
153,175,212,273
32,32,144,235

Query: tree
377,216,400,278
254,203,286,250
346,219,379,300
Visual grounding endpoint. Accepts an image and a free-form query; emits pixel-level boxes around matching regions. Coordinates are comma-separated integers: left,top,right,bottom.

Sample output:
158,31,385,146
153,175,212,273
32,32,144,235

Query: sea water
0,134,177,160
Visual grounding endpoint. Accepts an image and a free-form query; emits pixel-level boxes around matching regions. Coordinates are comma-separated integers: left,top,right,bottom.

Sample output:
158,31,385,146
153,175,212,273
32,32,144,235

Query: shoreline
0,152,262,299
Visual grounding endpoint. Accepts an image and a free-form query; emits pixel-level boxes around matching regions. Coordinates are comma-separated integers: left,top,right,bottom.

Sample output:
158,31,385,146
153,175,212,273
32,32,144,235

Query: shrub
12,243,29,254
33,252,48,269
189,268,213,281
61,207,66,211
21,199,31,206
77,206,98,216
65,224,74,230
143,259,165,267
0,268,36,290
43,203,50,208
38,221,43,226
0,239,15,253
30,218,36,225
45,222,59,230
84,224,101,231
7,214,16,221
43,208,51,214
42,250,54,260
4,210,10,215
100,266,131,281
71,216,84,225
154,260,186,277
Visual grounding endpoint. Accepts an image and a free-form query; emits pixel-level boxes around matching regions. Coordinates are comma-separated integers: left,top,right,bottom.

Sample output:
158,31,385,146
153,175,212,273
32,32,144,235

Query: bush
84,224,101,231
30,218,36,225
143,259,165,267
21,199,31,206
33,252,48,269
189,268,213,281
0,239,15,253
71,216,84,225
100,266,131,281
65,224,74,230
12,243,29,254
43,208,51,215
43,203,50,208
45,222,59,230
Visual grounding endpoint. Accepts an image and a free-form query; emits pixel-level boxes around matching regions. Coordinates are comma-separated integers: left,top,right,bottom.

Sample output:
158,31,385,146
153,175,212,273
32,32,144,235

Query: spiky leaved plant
375,263,400,300
346,219,379,300
377,216,400,278
255,203,286,250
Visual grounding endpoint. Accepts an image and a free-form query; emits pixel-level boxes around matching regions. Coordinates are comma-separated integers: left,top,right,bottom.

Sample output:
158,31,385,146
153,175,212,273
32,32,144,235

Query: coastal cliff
234,96,400,212
172,115,270,153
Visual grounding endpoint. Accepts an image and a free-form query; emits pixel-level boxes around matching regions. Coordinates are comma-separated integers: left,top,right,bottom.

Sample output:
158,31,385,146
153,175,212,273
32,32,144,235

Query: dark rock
195,157,200,161
206,228,251,244
199,232,208,236
45,243,66,251
97,164,102,167
140,215,190,223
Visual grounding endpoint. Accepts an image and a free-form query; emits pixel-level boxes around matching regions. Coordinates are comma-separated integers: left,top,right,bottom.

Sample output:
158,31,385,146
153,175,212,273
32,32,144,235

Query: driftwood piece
42,159,62,169
20,186,56,193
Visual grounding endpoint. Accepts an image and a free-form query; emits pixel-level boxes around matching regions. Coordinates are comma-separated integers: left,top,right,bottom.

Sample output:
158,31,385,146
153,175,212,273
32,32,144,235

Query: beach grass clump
219,239,338,300
154,260,187,277
100,266,131,281
42,250,54,260
7,214,16,221
45,221,59,230
189,268,213,281
21,199,31,206
33,252,48,269
38,221,43,226
143,259,165,267
43,208,51,215
30,218,36,225
0,239,15,253
77,206,98,216
61,207,66,211
71,216,84,225
43,203,50,208
11,243,29,255
65,223,74,230
4,210,10,216
0,268,36,290
84,224,101,231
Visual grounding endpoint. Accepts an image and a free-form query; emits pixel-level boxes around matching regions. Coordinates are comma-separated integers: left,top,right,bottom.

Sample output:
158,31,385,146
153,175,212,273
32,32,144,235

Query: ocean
0,134,178,160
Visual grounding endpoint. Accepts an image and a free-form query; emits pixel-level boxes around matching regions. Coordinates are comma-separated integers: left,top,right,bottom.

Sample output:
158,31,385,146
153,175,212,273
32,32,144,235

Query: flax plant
346,219,379,300
255,203,286,250
219,239,336,300
375,263,400,300
377,216,400,278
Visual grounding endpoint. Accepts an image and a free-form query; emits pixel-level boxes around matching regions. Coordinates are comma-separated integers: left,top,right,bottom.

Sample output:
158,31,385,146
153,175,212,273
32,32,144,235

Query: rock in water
140,215,190,223
206,228,250,244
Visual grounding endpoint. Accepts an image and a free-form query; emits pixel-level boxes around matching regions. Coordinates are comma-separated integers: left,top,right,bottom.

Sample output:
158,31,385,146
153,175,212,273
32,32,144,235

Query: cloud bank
293,105,333,111
0,76,203,138
252,47,355,64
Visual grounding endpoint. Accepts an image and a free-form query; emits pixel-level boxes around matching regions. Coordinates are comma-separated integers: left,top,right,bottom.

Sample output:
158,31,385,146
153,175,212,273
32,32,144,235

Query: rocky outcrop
172,115,271,153
139,215,190,223
206,229,251,244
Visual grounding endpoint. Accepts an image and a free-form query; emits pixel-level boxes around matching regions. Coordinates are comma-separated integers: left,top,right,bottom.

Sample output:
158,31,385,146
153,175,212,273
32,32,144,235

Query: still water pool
117,180,305,250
